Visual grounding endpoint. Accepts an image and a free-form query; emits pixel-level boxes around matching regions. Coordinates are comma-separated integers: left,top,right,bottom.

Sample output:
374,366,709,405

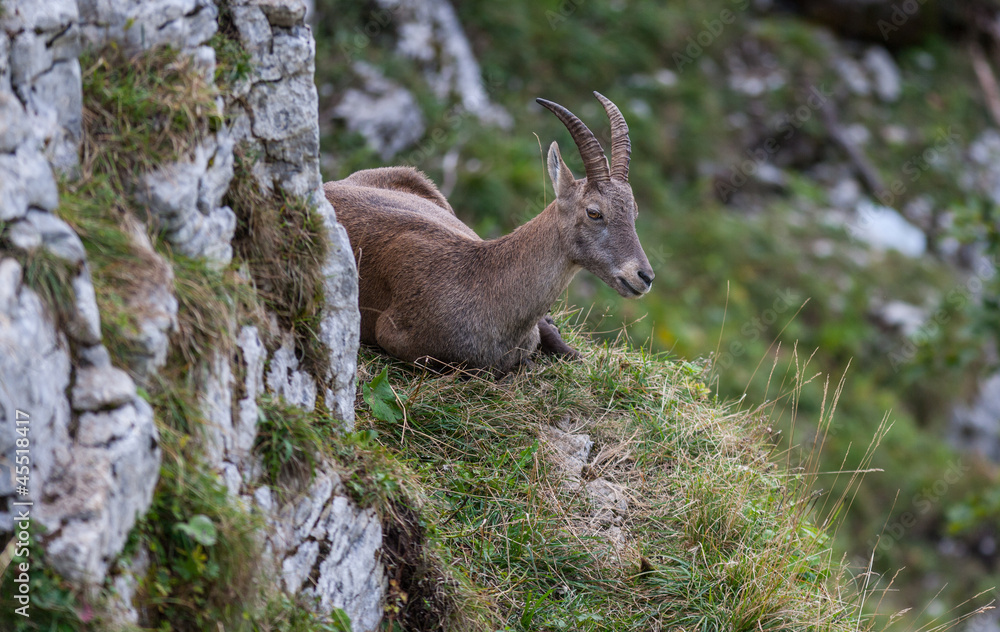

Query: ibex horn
593,91,630,182
536,97,610,184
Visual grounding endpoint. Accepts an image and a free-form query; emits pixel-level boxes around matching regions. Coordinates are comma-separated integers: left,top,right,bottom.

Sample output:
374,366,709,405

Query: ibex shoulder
336,166,455,215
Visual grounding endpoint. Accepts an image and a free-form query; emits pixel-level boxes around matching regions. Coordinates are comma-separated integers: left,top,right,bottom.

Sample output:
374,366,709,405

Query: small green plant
210,1,254,90
253,396,332,488
362,366,406,423
129,428,264,630
0,536,85,632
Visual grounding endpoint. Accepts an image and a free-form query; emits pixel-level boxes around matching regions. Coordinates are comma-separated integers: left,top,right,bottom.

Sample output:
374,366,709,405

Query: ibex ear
547,141,575,200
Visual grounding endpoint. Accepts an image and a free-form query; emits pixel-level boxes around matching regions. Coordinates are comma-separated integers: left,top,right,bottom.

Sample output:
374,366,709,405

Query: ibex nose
638,269,654,288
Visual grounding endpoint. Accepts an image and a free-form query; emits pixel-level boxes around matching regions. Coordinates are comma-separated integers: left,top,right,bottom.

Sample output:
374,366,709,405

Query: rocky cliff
0,0,389,628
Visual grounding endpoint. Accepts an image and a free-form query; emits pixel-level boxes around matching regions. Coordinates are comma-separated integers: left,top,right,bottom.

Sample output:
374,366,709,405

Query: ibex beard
324,92,654,374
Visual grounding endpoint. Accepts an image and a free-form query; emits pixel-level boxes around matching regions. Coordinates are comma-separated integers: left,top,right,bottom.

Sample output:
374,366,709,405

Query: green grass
80,45,221,191
349,316,877,631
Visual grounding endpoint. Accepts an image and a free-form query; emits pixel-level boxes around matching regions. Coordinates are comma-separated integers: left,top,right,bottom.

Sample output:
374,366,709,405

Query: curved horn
536,97,610,184
593,91,631,181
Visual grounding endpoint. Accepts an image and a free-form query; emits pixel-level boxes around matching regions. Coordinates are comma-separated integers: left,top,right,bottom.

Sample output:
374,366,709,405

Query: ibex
324,92,654,373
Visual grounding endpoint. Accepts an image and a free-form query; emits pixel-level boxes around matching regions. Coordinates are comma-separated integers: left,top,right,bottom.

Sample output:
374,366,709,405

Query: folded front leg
537,315,581,359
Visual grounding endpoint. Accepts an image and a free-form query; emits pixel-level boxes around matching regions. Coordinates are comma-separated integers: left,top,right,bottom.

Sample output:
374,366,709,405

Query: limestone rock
27,209,85,263
372,0,510,128
68,268,103,345
71,365,137,411
266,470,386,631
863,46,901,103
317,201,360,427
201,351,235,468
237,325,267,451
0,91,29,153
0,0,78,33
334,62,425,160
0,259,160,582
0,148,59,220
266,333,318,411
258,0,307,27
79,0,218,54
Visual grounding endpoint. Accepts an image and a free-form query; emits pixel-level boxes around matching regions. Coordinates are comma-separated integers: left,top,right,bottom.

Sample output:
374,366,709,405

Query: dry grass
227,143,331,378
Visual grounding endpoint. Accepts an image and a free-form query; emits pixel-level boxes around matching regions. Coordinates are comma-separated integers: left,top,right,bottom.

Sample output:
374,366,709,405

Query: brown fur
325,106,654,374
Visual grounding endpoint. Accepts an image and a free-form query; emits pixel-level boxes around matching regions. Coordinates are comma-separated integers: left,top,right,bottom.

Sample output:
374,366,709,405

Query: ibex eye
586,209,603,220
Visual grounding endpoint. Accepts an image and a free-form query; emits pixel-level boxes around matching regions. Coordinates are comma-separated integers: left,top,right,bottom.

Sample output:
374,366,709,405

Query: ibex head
537,92,654,298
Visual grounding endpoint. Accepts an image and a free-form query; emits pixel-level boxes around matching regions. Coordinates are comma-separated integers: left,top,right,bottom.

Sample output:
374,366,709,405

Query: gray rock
71,365,137,411
542,425,593,481
197,130,235,214
11,31,55,87
319,212,360,428
42,396,160,583
0,0,78,33
6,218,42,251
834,55,870,97
19,59,83,171
250,73,318,142
78,344,112,369
282,539,320,592
67,269,103,345
0,33,9,94
863,46,901,103
26,209,86,264
135,140,236,265
0,87,30,154
334,62,425,160
1,259,159,584
374,0,510,129
0,147,59,220
201,351,234,468
77,401,142,447
301,494,386,631
950,372,1000,463
237,325,267,455
266,334,318,410
79,0,218,53
121,227,178,377
258,0,307,27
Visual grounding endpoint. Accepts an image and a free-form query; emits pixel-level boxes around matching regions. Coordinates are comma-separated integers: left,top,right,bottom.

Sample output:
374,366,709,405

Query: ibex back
324,92,654,373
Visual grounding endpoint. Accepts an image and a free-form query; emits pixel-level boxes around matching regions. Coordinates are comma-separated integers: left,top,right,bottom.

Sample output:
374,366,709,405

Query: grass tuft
80,44,220,193
0,221,80,335
227,144,332,379
210,1,254,90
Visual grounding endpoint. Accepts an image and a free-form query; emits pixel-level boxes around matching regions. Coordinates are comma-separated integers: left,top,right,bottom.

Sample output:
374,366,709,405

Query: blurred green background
311,0,999,627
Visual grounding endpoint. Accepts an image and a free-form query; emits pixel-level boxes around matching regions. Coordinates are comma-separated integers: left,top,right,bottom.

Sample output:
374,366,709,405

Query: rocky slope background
1,0,999,631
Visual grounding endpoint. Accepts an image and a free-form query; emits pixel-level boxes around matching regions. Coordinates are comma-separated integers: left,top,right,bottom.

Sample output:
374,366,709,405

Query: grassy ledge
346,314,876,632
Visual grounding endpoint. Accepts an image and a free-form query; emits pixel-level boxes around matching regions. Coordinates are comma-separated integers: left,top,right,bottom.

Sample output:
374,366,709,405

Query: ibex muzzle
325,92,654,373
